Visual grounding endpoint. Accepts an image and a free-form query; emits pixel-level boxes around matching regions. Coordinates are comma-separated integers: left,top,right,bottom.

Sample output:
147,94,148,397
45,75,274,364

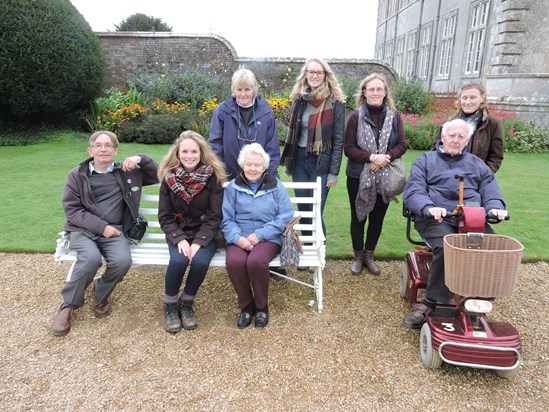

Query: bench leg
314,267,323,312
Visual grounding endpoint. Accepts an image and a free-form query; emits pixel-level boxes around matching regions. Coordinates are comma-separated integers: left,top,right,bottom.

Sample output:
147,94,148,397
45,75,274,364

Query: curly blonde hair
289,57,346,103
157,131,227,183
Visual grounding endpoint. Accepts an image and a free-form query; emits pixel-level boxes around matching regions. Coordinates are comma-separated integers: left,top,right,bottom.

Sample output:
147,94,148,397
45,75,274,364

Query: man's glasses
306,70,325,77
90,143,116,150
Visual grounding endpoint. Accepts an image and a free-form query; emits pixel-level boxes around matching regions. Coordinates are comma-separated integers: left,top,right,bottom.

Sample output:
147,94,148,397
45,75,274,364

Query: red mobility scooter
400,175,524,378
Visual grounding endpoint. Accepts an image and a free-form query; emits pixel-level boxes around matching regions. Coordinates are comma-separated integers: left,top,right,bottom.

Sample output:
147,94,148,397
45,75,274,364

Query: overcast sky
69,0,379,59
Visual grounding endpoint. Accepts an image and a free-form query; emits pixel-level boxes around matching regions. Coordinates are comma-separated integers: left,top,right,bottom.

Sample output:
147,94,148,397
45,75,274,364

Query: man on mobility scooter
402,118,508,329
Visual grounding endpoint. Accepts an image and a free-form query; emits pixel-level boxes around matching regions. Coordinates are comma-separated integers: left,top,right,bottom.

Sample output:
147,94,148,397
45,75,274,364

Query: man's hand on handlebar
427,207,447,222
487,209,508,223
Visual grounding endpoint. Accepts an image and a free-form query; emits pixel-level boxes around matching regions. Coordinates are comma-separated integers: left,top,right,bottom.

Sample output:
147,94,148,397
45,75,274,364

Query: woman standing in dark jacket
157,131,226,333
209,68,280,180
344,73,408,276
434,83,504,173
281,57,345,239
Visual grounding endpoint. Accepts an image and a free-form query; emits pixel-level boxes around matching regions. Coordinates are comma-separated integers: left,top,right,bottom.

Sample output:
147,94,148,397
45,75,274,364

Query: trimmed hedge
0,0,105,120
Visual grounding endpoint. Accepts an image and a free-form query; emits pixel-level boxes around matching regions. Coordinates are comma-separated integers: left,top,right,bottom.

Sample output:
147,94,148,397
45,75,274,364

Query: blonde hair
356,73,396,111
290,57,346,103
456,83,487,112
231,68,259,99
89,130,119,148
157,131,227,183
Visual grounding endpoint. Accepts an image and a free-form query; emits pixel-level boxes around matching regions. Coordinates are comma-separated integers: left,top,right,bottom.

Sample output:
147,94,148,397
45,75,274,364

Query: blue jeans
291,147,329,237
164,240,217,298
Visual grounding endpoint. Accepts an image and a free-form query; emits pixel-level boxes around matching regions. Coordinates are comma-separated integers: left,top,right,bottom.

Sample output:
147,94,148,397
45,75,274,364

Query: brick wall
97,32,397,93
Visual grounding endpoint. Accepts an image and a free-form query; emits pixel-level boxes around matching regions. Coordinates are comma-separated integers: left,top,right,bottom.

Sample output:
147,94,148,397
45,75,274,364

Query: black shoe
254,311,269,328
164,303,182,333
237,312,253,329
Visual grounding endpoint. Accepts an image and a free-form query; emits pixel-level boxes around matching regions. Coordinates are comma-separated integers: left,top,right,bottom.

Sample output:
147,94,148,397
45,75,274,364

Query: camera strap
116,168,140,220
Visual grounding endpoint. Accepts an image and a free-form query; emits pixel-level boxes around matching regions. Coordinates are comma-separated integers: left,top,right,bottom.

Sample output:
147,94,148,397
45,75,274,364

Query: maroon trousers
226,241,280,311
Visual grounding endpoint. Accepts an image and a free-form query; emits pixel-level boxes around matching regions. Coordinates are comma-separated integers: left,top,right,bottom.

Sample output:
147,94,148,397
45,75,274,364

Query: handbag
117,169,148,241
386,157,406,197
280,215,303,267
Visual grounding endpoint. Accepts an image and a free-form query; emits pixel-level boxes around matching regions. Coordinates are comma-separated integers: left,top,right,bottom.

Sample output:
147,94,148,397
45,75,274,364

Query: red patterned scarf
165,163,213,203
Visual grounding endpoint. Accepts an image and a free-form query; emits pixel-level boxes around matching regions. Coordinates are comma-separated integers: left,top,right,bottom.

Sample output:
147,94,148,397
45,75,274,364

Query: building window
465,0,489,74
406,30,418,79
418,23,433,79
399,0,415,10
376,44,384,60
437,12,457,78
384,40,394,65
388,0,398,17
395,36,405,76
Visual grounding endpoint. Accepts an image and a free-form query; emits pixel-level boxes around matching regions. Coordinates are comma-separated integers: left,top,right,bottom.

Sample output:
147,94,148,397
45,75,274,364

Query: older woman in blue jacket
221,143,294,329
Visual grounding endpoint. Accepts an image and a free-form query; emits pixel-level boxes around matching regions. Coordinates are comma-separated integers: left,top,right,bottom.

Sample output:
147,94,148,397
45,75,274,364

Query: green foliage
0,0,104,121
392,79,431,114
115,13,172,32
86,87,148,131
339,75,362,112
505,129,549,153
118,113,193,144
129,69,231,110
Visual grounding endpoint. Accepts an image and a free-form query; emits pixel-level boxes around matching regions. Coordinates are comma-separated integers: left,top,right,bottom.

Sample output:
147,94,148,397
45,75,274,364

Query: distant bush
392,79,431,114
129,68,231,110
0,0,104,122
118,113,193,144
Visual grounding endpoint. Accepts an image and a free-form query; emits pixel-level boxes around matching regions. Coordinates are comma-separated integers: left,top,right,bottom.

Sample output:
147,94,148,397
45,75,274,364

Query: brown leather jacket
435,109,504,173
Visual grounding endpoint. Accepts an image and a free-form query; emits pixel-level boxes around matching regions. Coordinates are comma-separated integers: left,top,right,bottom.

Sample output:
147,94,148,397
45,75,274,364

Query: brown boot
350,250,364,275
363,250,380,275
51,306,74,336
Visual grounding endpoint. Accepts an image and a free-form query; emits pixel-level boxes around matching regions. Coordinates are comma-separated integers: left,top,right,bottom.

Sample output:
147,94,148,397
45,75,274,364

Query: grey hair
231,68,259,99
237,143,270,169
441,118,473,138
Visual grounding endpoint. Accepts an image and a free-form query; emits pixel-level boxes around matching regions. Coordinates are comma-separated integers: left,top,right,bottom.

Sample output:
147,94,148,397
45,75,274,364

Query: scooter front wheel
495,366,520,379
420,323,442,369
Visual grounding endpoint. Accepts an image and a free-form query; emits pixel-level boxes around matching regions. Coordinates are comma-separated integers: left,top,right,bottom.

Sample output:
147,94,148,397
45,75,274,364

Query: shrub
118,113,193,144
129,68,231,110
86,87,148,131
392,79,431,114
0,0,104,121
339,75,362,112
505,129,549,153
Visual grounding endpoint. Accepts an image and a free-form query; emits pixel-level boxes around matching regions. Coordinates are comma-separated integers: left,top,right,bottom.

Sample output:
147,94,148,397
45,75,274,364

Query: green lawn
0,137,547,261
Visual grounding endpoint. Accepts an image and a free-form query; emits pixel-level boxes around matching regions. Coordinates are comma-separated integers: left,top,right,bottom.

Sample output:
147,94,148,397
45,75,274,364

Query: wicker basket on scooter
443,234,524,297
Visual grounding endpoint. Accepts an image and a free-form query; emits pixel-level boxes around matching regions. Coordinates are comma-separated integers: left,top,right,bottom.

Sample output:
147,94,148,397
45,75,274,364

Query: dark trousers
415,219,494,304
346,176,390,251
225,241,280,311
61,231,132,308
164,240,217,298
291,148,329,237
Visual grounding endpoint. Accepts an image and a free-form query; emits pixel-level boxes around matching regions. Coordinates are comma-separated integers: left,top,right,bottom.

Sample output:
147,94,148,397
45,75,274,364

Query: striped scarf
282,94,334,169
165,163,213,203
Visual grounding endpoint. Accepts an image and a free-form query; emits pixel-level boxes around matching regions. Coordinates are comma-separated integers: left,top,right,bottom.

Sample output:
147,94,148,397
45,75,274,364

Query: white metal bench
54,177,326,311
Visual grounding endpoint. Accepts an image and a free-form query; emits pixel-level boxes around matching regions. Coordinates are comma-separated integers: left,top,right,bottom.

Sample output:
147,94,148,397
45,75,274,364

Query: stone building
374,0,549,127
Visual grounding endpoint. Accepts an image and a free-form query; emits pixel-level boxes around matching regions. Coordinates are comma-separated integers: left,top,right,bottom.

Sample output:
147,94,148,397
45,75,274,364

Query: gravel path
0,253,547,411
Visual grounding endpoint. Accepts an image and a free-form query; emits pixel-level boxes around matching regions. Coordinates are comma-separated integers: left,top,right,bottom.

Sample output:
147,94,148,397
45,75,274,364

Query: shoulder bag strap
116,168,140,219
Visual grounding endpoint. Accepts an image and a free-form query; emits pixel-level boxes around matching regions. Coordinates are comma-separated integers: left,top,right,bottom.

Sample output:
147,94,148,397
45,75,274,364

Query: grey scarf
355,105,395,221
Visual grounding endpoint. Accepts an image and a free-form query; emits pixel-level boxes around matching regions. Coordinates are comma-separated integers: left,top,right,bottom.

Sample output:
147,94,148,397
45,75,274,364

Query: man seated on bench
51,131,159,336
402,119,508,329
